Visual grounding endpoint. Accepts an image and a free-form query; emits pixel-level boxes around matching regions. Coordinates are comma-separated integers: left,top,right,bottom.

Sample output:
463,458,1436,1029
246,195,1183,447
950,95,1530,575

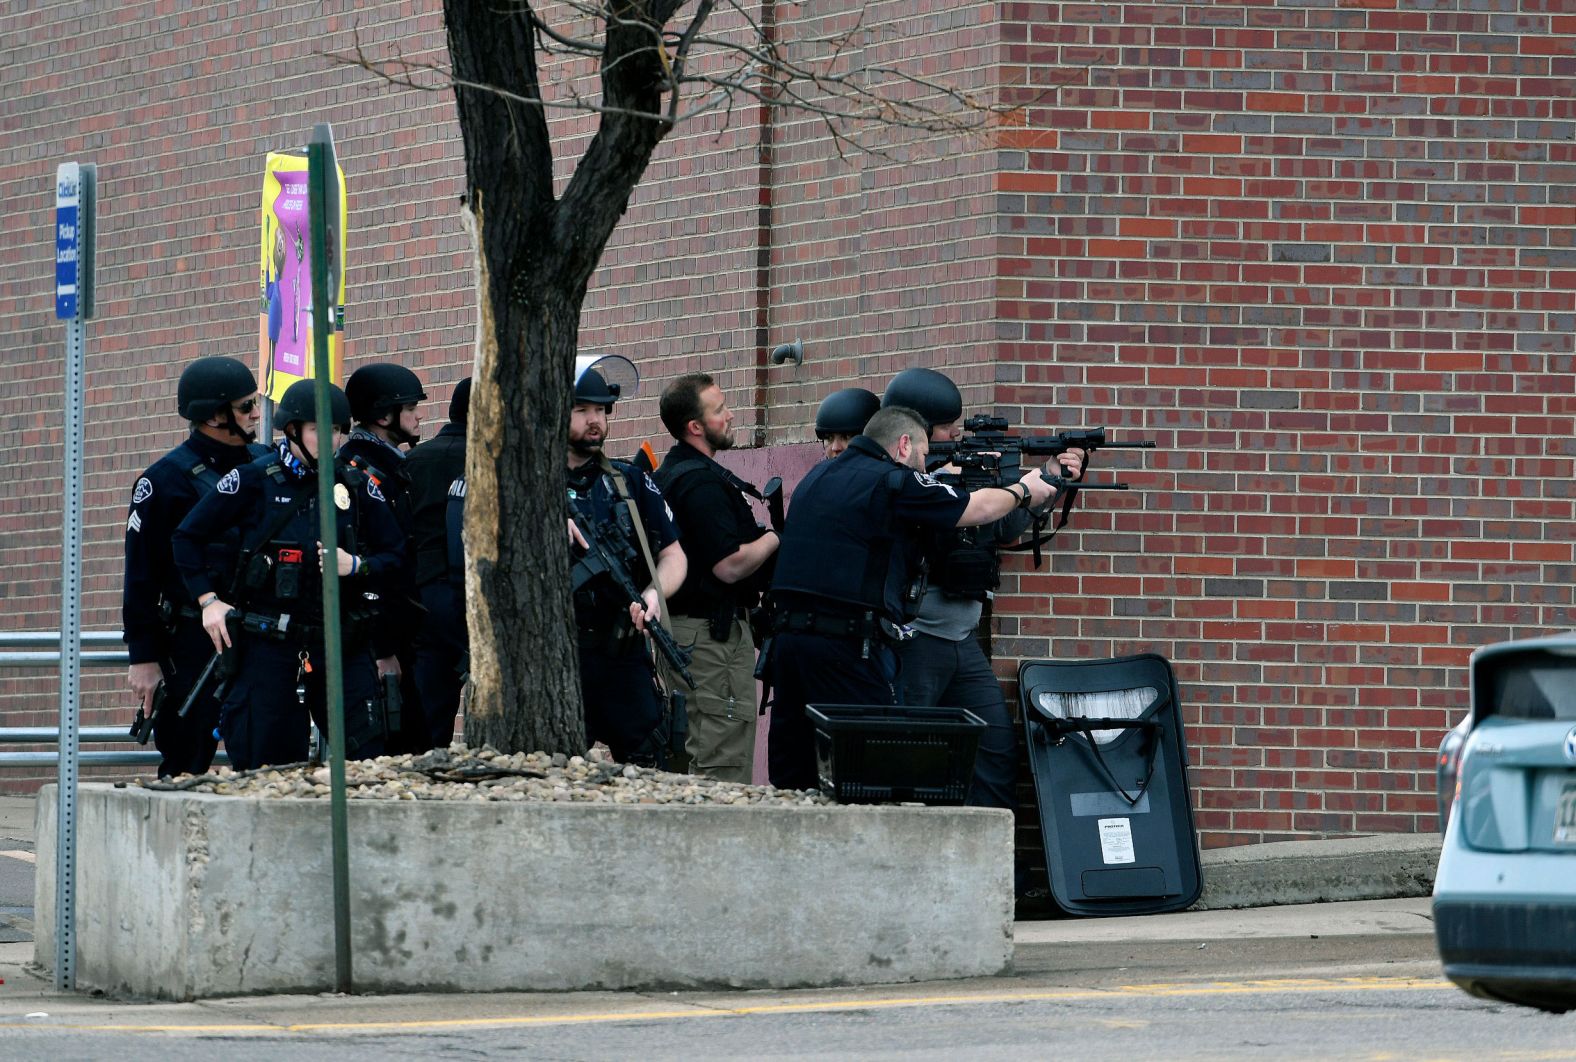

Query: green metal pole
307,122,352,994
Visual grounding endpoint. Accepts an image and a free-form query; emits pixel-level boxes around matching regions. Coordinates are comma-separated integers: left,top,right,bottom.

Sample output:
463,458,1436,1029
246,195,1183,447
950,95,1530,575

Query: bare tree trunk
445,0,680,754
461,224,585,754
448,0,583,754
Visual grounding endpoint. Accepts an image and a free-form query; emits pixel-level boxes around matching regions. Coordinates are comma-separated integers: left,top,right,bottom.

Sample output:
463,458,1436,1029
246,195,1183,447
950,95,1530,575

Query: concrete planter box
35,784,1013,1000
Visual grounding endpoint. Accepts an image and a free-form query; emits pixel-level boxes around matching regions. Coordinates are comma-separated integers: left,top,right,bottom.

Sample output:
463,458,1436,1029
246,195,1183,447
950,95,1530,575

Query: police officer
766,405,1063,790
652,373,778,782
339,362,430,752
568,367,688,765
813,387,880,459
172,380,405,770
123,356,267,777
406,377,470,749
880,368,1083,824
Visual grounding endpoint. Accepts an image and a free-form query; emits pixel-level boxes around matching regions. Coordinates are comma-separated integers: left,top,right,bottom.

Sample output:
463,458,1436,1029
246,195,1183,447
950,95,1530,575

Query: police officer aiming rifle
765,402,1067,790
875,370,1085,837
171,380,406,770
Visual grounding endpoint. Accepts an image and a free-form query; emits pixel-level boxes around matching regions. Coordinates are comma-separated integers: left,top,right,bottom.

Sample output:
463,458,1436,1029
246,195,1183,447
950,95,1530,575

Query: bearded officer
567,366,687,765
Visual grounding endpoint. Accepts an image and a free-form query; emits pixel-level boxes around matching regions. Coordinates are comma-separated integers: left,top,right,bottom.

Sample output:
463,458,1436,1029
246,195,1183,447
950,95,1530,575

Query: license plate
1556,781,1576,846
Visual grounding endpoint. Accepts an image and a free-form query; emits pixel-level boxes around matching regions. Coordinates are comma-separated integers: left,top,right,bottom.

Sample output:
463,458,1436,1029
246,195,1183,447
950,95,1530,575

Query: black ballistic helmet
882,367,963,430
448,377,472,426
345,363,427,424
814,387,881,439
177,356,258,422
275,379,352,432
573,368,620,407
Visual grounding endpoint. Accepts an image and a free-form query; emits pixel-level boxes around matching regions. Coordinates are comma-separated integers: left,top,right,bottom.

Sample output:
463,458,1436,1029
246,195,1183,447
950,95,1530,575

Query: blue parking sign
56,162,80,320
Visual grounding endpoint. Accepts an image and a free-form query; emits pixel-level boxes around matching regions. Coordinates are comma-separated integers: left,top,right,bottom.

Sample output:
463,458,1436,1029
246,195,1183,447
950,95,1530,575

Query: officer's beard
703,424,734,452
568,432,603,458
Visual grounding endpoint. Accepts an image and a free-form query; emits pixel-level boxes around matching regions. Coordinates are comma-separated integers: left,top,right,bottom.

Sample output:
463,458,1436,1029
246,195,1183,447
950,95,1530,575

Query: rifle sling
595,454,672,677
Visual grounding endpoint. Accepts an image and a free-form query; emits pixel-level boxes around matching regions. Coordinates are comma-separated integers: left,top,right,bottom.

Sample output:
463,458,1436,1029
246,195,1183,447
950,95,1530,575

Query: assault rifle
928,417,1157,566
569,508,697,690
927,417,1154,489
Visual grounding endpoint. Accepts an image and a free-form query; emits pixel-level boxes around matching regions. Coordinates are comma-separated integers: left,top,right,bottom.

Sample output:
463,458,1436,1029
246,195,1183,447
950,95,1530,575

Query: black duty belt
773,609,895,644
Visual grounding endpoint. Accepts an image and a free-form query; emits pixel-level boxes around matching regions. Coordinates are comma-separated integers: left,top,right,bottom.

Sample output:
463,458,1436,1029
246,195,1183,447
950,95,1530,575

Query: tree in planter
392,0,1021,755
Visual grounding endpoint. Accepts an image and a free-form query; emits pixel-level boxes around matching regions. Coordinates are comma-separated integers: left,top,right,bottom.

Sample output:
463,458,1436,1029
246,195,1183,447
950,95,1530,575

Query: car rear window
1476,648,1576,721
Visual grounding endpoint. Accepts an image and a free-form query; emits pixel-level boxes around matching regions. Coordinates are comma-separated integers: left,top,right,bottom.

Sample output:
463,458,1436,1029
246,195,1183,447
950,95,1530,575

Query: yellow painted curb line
3,975,1453,1035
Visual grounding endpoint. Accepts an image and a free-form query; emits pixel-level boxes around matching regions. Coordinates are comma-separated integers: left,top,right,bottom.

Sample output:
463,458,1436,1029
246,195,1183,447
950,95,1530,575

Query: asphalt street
0,795,1570,1059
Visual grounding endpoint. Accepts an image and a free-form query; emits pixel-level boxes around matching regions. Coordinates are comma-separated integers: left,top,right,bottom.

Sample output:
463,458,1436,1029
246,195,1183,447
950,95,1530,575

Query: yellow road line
3,976,1453,1035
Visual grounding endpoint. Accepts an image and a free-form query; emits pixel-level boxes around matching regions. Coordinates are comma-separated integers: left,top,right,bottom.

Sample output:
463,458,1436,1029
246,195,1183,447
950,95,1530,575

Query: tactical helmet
448,377,472,426
274,379,352,432
177,357,258,422
814,388,881,439
882,368,962,430
573,368,620,407
345,363,427,424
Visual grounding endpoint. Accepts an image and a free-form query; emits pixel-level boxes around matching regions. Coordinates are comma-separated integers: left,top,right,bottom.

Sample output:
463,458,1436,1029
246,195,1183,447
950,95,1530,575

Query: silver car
1433,632,1576,1013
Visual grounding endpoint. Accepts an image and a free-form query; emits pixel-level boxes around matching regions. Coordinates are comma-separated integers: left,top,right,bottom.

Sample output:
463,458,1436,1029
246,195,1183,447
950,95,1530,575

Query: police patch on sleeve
367,479,386,502
131,478,153,504
217,469,240,494
912,470,958,498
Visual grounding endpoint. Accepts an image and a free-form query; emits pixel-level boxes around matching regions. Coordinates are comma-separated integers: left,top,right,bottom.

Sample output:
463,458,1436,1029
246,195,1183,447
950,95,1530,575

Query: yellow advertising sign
259,150,347,401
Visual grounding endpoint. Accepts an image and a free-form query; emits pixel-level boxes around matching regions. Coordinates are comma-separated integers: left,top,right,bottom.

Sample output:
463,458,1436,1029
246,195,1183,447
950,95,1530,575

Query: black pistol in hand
130,680,167,745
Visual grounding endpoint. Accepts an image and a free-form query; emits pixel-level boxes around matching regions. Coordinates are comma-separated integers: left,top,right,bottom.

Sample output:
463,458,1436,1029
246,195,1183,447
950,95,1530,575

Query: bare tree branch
327,0,1082,152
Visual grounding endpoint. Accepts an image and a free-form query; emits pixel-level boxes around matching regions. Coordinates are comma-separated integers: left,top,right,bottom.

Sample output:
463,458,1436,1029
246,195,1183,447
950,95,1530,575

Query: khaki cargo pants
661,613,759,783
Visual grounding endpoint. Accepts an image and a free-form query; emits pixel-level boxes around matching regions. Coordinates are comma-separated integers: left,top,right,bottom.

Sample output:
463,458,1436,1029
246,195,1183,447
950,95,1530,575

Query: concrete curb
1194,834,1443,911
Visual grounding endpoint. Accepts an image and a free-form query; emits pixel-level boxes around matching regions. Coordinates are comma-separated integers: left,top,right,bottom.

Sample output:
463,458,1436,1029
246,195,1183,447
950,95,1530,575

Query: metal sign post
54,160,95,991
306,124,353,994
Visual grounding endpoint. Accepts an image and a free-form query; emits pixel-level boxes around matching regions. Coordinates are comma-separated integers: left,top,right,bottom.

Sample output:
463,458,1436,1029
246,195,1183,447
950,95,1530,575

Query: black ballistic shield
1019,653,1203,916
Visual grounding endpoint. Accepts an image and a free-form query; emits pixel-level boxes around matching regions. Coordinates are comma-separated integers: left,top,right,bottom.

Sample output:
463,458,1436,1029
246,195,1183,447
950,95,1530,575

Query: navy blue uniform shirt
773,435,969,623
171,443,405,624
122,432,266,664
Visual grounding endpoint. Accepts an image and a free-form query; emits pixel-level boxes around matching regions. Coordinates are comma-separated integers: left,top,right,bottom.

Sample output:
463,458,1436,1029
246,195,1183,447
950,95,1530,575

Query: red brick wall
0,2,475,781
993,1,1576,844
3,1,1573,847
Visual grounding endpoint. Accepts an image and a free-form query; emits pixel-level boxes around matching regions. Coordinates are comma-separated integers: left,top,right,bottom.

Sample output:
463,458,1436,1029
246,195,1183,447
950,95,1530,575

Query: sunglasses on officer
231,397,260,415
